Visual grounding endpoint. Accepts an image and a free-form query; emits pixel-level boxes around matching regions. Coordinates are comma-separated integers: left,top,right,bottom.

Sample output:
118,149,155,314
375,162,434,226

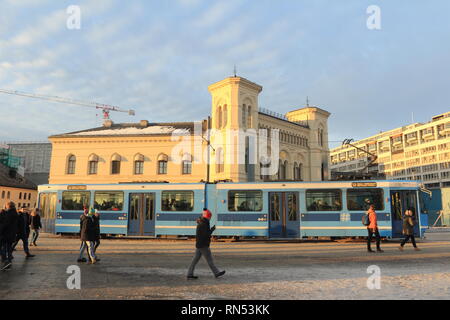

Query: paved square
1,232,450,299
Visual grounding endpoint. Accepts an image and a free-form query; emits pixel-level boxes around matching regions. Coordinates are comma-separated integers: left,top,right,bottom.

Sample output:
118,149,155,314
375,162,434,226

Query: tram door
269,192,300,238
128,193,155,236
39,193,57,234
390,191,419,238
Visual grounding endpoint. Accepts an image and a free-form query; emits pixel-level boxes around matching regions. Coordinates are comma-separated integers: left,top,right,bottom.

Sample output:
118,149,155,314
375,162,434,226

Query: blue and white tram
37,180,427,239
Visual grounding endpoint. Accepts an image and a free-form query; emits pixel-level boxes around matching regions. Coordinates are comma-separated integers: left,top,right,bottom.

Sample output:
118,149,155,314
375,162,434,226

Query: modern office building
330,111,450,189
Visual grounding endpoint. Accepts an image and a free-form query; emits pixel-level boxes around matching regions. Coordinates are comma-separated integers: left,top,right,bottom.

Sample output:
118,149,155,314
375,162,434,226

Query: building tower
208,76,263,182
286,106,331,181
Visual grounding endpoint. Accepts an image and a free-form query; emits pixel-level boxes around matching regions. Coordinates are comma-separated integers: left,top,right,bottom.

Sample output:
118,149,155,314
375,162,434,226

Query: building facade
330,111,450,188
7,142,52,185
0,163,37,209
48,76,331,184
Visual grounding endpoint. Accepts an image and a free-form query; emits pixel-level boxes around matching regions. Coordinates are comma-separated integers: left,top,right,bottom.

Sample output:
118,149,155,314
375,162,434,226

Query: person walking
187,208,225,280
399,209,420,251
29,209,42,247
367,204,384,253
77,207,97,264
0,206,6,269
93,209,101,259
1,202,19,270
12,207,35,258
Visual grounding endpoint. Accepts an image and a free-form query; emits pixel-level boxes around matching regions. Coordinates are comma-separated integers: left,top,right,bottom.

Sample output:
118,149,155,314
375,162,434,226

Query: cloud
8,9,67,47
1,0,450,143
193,1,240,28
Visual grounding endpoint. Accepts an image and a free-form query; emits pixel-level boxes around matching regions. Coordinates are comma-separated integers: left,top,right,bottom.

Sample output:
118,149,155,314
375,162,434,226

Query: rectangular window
161,191,194,211
134,161,144,175
111,161,121,174
182,161,192,175
306,189,342,211
62,191,91,210
158,161,167,174
347,188,384,211
94,192,124,211
228,190,263,212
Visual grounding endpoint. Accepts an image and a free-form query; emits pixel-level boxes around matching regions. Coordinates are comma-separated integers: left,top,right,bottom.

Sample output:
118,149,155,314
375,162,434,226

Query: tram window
161,191,194,211
228,190,263,212
39,193,47,218
62,191,91,210
306,189,342,211
347,188,384,211
287,193,298,221
94,192,124,211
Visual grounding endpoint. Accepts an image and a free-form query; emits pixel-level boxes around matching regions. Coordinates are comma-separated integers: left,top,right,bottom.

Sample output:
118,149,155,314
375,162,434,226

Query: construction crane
0,88,135,121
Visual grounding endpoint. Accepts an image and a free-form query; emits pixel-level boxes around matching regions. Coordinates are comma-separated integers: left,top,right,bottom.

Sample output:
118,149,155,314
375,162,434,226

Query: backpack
362,213,370,226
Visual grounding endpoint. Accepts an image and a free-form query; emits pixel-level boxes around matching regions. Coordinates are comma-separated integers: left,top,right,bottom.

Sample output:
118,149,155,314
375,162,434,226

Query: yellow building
0,163,37,209
330,111,450,188
48,76,331,184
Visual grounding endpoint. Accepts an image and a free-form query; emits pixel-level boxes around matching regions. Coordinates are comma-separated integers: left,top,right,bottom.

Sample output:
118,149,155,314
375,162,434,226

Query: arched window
111,154,121,175
1,191,5,199
217,106,222,129
7,191,10,199
222,104,228,127
19,192,22,200
318,128,324,146
284,160,288,180
28,193,31,200
242,104,247,128
293,162,299,180
245,137,249,174
158,154,168,174
278,160,286,180
134,154,144,175
67,155,76,174
247,106,252,128
216,148,224,173
88,154,99,175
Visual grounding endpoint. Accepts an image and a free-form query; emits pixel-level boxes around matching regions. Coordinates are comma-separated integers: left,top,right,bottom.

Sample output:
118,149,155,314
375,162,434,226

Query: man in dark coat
187,208,225,280
78,208,97,264
29,208,42,246
1,202,19,270
12,207,34,258
0,207,6,267
93,210,101,254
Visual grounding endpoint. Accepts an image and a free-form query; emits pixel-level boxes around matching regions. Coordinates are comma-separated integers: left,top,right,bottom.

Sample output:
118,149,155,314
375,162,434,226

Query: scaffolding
0,146,22,169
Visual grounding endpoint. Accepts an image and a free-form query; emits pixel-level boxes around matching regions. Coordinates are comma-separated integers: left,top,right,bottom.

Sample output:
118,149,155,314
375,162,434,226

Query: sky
0,0,449,148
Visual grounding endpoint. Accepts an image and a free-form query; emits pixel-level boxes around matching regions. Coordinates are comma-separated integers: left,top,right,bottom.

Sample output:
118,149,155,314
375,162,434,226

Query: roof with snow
0,163,37,190
49,121,201,138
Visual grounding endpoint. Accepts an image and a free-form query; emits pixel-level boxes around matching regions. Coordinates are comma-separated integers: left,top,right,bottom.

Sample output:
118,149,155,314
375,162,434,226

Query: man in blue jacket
187,208,225,280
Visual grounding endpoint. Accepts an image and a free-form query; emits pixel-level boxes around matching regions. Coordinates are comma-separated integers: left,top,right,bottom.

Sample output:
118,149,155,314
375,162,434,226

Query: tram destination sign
67,185,87,190
351,182,377,188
